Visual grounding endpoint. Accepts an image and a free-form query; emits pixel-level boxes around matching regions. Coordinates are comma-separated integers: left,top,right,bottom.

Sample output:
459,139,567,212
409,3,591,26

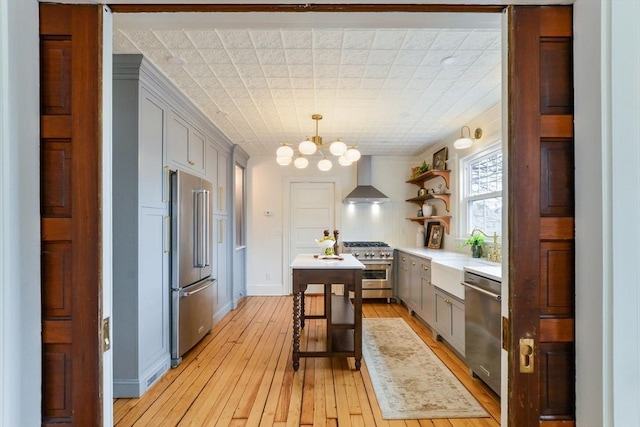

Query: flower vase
472,244,483,258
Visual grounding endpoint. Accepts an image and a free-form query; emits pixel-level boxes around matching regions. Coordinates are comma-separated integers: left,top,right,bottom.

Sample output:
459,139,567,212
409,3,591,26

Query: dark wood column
40,4,103,426
508,6,575,426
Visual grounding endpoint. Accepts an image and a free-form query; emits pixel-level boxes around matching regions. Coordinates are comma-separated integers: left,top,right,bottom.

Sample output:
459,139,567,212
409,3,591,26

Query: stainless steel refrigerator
170,169,216,367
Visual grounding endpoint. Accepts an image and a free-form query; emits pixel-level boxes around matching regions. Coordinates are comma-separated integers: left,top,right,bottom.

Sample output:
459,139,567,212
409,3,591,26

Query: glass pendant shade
338,155,353,166
317,158,333,171
453,126,481,150
276,114,362,171
276,145,294,158
276,156,292,166
298,139,317,155
345,147,361,162
329,140,347,156
453,137,473,149
293,156,309,169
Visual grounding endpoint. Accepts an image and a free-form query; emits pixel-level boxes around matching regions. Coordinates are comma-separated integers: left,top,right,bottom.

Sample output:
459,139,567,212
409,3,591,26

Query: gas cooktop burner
342,241,390,248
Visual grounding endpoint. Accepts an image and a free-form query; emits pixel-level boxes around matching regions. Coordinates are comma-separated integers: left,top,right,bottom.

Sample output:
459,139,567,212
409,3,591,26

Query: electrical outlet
266,272,271,280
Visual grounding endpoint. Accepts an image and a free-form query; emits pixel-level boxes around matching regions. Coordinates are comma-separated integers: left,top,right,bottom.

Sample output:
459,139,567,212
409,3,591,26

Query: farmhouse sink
430,258,498,300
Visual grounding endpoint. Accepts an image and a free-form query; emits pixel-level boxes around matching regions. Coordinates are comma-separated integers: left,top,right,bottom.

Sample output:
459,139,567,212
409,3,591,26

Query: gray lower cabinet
113,55,171,397
408,256,421,310
397,251,410,303
417,259,433,324
396,251,432,324
395,250,464,356
433,287,465,356
215,215,230,317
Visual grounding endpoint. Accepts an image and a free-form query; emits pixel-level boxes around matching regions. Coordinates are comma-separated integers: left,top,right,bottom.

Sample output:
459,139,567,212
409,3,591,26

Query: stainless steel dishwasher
462,271,501,396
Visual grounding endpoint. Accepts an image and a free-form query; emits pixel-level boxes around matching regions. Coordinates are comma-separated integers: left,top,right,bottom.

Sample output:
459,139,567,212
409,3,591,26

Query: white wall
0,1,41,426
574,0,607,425
610,0,640,424
246,155,415,295
414,102,503,252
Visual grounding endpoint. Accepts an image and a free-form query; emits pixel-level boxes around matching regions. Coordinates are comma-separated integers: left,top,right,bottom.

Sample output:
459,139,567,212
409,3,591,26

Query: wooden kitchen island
290,253,364,371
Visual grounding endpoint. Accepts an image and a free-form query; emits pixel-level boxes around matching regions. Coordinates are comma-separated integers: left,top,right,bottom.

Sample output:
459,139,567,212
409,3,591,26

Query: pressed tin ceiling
113,12,502,157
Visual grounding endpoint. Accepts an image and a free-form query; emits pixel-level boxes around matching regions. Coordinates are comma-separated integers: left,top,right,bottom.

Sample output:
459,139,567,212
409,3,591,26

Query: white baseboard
247,284,287,296
246,284,344,296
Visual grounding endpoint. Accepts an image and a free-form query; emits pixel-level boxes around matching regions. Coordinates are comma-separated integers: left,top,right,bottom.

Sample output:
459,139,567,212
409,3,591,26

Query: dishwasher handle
461,281,501,300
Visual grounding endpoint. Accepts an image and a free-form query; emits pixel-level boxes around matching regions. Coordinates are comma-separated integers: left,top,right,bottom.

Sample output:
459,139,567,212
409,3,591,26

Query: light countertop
290,253,365,270
396,247,502,298
396,247,501,277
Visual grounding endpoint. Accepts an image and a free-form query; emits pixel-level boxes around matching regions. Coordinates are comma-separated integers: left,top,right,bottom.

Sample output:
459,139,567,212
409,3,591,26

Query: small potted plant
459,232,485,258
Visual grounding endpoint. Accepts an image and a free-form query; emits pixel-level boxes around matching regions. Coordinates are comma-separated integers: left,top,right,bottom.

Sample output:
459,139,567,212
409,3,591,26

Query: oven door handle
461,281,501,300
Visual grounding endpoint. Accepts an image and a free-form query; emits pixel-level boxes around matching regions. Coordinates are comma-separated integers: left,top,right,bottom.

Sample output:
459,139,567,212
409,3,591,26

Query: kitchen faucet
470,228,501,263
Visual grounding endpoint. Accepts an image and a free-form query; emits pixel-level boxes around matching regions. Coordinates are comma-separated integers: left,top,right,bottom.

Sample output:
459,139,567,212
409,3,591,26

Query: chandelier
275,114,361,171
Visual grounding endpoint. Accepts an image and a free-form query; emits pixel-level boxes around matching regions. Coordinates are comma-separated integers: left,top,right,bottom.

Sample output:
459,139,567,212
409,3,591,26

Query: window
461,145,502,237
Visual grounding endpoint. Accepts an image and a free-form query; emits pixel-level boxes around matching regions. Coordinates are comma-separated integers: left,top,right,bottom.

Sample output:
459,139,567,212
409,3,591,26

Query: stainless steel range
341,241,393,301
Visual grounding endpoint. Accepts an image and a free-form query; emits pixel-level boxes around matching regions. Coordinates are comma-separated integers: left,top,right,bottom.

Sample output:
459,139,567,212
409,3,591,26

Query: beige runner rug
362,317,489,419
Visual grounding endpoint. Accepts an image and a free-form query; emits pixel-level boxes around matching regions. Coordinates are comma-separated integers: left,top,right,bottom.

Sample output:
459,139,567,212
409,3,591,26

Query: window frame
459,142,503,239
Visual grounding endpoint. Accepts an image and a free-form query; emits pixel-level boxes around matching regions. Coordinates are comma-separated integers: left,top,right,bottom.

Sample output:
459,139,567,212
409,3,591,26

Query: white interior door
290,182,335,293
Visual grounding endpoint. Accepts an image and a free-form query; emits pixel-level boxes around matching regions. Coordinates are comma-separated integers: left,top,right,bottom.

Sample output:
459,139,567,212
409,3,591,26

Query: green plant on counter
458,233,485,248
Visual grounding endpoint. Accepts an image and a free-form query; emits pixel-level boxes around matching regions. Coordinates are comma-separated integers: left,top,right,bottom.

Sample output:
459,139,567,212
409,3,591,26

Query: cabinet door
421,277,435,326
167,111,205,175
215,216,229,310
449,297,465,356
138,207,170,367
217,151,228,214
417,259,433,323
205,143,218,187
433,290,452,339
408,256,421,311
396,253,410,302
188,127,206,174
138,88,167,209
167,112,190,168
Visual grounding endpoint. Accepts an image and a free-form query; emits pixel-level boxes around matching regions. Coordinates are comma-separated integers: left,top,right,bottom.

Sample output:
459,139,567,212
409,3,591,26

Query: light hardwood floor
114,296,500,426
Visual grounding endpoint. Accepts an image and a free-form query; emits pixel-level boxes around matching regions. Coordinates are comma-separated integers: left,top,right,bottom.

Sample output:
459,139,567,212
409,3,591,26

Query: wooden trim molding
109,3,506,14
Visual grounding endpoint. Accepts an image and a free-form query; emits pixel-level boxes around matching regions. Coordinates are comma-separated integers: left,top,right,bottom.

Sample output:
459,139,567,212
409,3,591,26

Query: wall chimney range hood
343,156,390,204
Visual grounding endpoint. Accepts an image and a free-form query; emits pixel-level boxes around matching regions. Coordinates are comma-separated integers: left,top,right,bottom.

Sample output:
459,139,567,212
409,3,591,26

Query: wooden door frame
39,3,577,426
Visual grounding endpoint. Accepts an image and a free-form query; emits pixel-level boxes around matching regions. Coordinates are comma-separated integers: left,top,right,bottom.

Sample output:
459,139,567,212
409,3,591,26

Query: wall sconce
453,126,483,150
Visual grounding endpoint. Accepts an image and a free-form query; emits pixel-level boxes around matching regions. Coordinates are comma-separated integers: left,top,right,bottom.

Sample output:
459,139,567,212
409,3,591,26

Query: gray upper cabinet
138,88,169,209
167,111,206,175
217,150,229,215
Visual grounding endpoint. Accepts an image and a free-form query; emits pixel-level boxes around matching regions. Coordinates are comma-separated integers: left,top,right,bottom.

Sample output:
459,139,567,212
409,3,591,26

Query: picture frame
427,224,444,249
424,221,438,245
432,147,448,170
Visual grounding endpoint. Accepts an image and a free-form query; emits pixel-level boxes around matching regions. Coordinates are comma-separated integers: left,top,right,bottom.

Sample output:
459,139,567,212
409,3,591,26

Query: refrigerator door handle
194,190,205,268
204,189,210,267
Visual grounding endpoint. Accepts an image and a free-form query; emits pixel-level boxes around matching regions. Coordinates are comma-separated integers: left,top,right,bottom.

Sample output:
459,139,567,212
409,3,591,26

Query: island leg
292,291,301,371
300,292,306,330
